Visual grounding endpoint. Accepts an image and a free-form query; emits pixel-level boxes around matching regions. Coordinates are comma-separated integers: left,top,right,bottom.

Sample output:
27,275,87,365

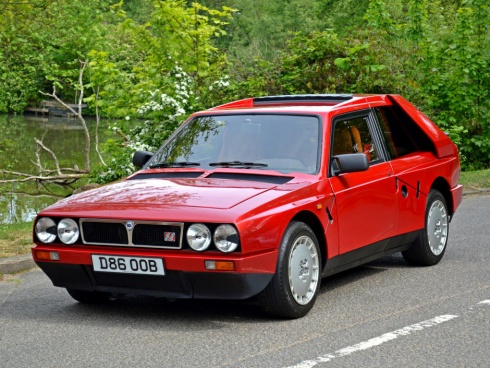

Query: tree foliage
1,0,489,176
0,0,112,112
84,0,236,183
225,0,490,170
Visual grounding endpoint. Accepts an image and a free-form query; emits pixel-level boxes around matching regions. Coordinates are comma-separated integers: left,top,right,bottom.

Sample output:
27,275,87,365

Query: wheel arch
430,177,453,218
291,211,327,270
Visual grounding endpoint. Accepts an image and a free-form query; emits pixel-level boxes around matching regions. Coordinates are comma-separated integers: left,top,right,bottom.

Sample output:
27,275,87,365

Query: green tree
414,0,490,169
87,0,236,183
228,0,489,169
0,0,112,113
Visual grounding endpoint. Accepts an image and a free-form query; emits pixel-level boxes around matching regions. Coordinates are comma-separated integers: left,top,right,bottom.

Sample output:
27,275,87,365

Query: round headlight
214,225,239,253
187,224,211,251
57,218,79,245
35,217,57,243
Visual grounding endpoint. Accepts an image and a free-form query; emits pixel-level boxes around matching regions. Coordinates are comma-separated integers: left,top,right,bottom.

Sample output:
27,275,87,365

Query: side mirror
331,153,369,176
133,150,154,168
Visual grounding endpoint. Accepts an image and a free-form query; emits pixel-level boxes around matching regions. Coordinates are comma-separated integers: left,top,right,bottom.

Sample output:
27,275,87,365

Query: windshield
147,114,321,174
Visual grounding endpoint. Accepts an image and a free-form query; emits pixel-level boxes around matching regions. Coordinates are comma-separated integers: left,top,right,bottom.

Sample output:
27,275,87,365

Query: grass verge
1,169,489,260
0,221,33,259
460,169,490,192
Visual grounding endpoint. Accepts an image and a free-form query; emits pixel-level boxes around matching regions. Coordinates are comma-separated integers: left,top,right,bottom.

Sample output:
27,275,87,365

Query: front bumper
35,262,273,299
33,246,277,300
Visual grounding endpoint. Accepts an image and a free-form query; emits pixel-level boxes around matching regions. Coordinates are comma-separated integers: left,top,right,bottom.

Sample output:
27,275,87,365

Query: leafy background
0,0,488,181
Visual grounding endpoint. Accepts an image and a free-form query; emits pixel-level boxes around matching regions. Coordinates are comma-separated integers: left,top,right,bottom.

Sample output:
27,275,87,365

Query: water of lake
0,114,116,224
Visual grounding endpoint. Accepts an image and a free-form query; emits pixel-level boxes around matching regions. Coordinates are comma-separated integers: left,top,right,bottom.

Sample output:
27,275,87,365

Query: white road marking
288,299,490,368
287,315,458,368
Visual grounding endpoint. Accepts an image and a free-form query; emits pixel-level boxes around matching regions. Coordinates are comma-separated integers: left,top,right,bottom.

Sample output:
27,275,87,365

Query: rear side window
375,106,434,159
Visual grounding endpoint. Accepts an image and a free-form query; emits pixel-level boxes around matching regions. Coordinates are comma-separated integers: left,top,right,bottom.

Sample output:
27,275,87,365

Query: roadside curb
0,254,36,275
462,188,490,196
1,189,489,276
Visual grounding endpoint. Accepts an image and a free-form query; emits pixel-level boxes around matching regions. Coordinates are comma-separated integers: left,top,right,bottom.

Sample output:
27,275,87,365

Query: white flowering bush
90,65,233,184
209,75,230,91
129,66,197,149
88,1,237,184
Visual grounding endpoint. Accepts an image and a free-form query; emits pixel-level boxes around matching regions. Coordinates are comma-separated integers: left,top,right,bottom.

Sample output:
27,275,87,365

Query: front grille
80,219,183,249
133,224,182,247
82,222,128,245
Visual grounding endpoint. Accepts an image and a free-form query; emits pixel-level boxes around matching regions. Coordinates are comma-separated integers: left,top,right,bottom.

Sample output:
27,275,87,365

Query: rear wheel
258,222,321,319
66,288,111,304
402,189,449,266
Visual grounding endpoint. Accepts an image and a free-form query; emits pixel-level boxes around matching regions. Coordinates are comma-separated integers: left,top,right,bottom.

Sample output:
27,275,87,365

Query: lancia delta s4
32,94,463,318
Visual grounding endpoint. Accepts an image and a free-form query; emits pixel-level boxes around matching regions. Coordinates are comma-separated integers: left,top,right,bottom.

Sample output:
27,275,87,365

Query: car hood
47,178,277,212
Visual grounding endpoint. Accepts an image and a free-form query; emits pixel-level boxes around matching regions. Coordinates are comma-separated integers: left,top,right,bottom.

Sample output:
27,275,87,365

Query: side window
332,115,379,162
375,106,426,159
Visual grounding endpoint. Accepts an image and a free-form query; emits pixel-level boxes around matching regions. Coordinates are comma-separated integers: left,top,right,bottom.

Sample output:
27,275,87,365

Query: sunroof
254,94,353,105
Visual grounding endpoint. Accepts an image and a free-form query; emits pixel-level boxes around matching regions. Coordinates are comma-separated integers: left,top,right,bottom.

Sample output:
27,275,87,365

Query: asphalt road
1,194,489,368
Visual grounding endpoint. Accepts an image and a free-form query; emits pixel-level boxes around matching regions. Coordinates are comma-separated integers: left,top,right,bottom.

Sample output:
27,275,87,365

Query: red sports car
32,94,463,318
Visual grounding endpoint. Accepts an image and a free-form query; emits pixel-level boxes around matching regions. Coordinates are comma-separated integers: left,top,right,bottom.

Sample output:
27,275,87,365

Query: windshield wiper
209,161,268,168
149,161,201,169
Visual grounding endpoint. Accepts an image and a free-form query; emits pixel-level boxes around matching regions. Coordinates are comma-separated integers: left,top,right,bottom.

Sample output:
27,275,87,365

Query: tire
258,221,321,319
66,288,111,304
402,189,449,266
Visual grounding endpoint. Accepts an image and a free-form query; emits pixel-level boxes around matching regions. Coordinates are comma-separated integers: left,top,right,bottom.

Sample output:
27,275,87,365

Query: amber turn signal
204,260,235,271
35,250,60,261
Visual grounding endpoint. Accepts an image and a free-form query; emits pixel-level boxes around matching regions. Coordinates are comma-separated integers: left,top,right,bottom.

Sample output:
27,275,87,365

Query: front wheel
402,189,449,266
258,222,321,319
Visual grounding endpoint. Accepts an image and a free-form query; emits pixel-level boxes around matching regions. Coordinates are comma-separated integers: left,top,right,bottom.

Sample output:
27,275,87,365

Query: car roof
199,94,457,159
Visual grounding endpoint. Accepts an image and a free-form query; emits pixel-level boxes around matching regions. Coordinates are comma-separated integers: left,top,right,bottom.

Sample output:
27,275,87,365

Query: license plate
91,255,165,275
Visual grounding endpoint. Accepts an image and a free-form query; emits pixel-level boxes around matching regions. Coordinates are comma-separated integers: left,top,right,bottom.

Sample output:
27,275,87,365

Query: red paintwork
32,94,462,296
45,178,277,213
210,98,255,110
329,161,396,254
33,245,279,274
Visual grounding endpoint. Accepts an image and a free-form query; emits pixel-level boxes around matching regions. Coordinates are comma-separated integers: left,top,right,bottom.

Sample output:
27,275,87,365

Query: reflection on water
0,193,60,224
0,114,115,224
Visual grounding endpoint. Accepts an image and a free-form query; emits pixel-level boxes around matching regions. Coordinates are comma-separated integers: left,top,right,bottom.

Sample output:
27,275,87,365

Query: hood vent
129,172,204,180
206,172,292,184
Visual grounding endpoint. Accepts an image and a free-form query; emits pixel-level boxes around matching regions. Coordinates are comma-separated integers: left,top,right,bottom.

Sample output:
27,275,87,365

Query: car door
373,105,432,235
328,111,397,257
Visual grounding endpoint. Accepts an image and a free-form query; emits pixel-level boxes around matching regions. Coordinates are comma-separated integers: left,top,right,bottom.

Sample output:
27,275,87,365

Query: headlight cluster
35,217,80,245
35,217,239,252
186,224,239,253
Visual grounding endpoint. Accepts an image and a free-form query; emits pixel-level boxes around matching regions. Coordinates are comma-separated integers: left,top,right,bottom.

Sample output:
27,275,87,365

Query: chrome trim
80,218,184,249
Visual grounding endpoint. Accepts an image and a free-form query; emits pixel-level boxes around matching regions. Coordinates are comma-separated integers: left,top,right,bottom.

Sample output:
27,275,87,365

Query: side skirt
322,230,420,277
